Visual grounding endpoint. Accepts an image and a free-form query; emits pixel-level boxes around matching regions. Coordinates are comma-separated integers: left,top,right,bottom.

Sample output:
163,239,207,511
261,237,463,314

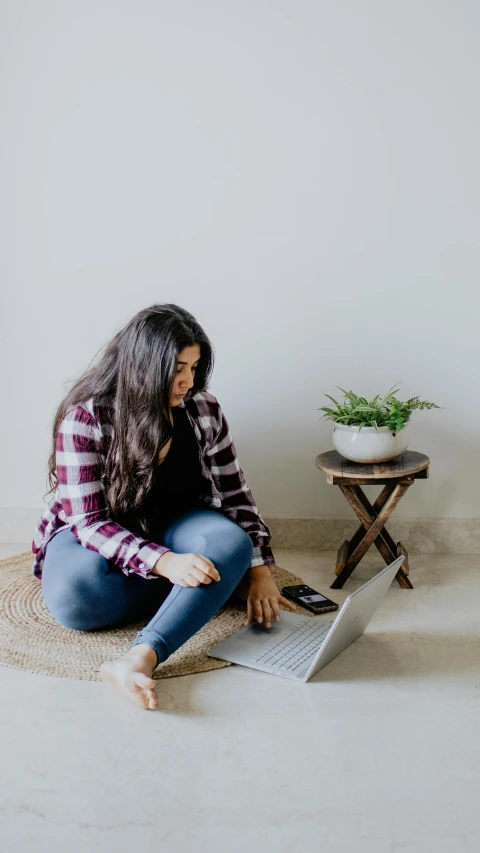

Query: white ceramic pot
332,420,411,464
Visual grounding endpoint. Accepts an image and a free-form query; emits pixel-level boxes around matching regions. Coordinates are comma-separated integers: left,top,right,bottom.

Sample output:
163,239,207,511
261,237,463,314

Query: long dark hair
45,303,215,534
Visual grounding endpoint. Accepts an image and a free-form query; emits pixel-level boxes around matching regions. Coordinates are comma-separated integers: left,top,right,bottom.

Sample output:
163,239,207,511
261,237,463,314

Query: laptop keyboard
251,619,331,672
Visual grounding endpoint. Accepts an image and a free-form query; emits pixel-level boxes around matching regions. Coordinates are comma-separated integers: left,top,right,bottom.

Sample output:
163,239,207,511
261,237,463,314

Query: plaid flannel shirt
31,389,275,580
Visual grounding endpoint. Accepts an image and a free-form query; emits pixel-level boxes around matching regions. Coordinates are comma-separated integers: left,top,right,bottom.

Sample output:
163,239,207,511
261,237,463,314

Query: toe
134,672,156,690
147,686,158,710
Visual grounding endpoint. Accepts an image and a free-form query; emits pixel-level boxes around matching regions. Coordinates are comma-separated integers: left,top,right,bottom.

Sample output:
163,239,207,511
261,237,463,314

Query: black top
141,405,209,531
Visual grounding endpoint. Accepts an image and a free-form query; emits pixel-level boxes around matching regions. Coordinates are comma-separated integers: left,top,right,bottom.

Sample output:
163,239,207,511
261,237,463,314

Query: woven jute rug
0,550,314,682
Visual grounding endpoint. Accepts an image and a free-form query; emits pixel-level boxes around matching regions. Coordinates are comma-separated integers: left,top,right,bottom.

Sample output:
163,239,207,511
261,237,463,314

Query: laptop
207,556,405,682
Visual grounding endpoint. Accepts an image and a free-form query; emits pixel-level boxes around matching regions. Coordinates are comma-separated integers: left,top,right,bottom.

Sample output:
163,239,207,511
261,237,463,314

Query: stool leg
331,483,413,589
352,487,413,588
396,541,410,575
333,486,396,576
335,540,350,576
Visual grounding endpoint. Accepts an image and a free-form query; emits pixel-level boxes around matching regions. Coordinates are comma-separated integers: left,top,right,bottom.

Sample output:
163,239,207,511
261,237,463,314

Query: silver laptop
207,556,404,682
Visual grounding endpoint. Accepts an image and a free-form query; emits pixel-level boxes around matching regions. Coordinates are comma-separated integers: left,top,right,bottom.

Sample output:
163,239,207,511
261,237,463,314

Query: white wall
1,0,478,523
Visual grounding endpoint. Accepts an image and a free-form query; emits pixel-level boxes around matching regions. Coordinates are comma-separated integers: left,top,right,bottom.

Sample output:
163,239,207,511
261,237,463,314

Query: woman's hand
153,551,221,587
245,565,298,628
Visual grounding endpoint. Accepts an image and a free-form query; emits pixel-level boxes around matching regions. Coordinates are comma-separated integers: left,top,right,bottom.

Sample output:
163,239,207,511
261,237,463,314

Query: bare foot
100,643,159,710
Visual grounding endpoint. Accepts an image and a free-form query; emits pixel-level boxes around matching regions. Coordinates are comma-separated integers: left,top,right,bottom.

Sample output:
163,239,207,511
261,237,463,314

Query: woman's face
170,344,202,406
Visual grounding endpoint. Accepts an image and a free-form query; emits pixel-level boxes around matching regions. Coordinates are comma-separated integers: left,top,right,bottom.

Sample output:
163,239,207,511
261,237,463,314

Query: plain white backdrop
0,0,478,522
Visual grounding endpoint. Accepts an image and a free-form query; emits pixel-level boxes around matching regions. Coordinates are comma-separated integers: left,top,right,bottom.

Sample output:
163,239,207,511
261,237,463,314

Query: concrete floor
0,544,479,853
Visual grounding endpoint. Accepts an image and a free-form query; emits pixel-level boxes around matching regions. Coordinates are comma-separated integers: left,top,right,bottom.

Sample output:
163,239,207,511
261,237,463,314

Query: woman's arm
55,406,171,579
205,398,276,570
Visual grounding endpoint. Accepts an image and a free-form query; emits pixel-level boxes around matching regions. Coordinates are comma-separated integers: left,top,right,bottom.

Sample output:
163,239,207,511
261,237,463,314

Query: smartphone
281,584,339,615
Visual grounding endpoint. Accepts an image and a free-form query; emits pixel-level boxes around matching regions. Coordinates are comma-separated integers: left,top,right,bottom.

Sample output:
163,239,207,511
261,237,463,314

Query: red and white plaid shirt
31,389,275,580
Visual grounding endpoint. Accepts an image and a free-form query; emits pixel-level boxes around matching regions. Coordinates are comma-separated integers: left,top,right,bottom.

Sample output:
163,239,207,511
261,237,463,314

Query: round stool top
316,450,430,482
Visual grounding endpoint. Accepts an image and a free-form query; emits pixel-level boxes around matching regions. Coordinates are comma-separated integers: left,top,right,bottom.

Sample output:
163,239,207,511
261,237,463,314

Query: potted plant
319,384,440,464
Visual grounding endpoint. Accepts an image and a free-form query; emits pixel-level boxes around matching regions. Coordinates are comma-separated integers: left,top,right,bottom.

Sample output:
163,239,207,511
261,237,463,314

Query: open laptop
207,556,404,682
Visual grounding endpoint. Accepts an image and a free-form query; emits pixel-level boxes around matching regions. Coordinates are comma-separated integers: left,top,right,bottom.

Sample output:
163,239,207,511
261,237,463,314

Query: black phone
281,584,339,615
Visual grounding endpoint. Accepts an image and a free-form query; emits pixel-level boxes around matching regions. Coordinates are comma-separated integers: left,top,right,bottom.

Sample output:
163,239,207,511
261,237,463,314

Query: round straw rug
0,550,314,681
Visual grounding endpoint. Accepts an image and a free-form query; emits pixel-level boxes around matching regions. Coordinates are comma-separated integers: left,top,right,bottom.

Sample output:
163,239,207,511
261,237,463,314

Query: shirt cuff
249,543,275,570
126,543,172,579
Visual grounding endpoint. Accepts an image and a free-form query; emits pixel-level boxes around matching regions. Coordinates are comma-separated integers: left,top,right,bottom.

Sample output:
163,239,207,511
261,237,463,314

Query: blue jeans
41,507,254,668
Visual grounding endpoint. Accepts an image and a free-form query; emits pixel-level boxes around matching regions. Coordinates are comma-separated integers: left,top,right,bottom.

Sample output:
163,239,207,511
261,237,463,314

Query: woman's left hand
246,566,298,628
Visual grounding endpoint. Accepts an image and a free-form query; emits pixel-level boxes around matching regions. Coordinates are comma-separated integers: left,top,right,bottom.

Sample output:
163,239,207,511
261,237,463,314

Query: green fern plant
319,384,441,436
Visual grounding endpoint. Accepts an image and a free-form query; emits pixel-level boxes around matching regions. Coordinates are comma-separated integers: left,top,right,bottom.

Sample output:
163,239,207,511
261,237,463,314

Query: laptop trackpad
236,622,288,646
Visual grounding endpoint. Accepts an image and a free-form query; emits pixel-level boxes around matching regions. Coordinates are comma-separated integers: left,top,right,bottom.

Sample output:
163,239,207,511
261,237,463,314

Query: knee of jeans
44,588,93,631
225,527,254,574
43,555,109,631
173,519,254,576
58,605,92,632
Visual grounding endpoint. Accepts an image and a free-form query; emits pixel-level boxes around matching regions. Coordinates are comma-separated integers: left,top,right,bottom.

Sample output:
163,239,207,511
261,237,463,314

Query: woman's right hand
153,551,221,587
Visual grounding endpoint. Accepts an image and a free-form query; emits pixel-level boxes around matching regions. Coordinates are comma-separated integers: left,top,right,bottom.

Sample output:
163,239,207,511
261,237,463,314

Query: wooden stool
315,450,430,590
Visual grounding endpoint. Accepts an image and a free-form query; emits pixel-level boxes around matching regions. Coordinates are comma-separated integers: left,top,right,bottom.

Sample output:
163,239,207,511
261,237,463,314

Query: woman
32,303,297,710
